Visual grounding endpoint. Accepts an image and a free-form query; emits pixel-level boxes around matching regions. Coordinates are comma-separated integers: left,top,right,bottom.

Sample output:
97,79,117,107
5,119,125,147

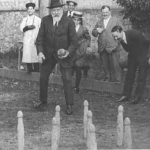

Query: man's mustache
53,14,59,17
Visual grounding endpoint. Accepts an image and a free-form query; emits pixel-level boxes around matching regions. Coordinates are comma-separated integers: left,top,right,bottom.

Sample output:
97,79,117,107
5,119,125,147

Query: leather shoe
101,74,110,81
103,77,110,82
110,78,121,83
131,97,141,104
66,105,73,115
73,87,80,94
117,96,129,102
34,102,47,110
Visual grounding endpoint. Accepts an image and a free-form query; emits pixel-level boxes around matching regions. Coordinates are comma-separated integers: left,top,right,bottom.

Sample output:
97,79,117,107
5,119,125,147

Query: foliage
114,0,150,32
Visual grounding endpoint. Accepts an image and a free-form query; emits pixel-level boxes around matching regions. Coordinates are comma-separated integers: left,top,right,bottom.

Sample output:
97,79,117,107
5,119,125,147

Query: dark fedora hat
26,2,36,9
72,11,83,19
66,1,77,6
47,0,65,9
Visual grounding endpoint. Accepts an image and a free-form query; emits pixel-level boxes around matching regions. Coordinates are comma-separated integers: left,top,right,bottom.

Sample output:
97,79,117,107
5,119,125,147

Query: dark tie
54,22,57,31
68,11,71,17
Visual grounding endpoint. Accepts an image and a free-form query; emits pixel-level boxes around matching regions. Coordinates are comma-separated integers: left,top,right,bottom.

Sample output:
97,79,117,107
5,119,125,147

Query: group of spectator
20,0,150,115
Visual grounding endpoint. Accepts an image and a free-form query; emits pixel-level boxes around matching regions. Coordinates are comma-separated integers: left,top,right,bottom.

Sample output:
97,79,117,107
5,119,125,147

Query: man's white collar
122,31,127,44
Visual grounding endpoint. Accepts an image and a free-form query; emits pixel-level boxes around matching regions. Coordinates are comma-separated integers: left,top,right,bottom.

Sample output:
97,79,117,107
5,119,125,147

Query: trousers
123,57,149,98
39,58,73,105
26,63,39,72
100,48,121,81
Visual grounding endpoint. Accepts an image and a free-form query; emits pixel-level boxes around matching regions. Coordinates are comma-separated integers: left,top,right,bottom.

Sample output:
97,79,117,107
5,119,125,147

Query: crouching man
111,25,150,104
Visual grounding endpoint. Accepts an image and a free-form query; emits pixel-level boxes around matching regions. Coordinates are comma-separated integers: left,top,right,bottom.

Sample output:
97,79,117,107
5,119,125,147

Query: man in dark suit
64,0,77,17
111,25,150,104
35,0,78,115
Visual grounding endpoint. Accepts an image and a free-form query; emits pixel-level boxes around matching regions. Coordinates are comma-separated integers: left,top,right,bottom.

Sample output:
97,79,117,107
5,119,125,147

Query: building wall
0,0,123,53
63,0,119,9
0,11,39,53
0,11,26,53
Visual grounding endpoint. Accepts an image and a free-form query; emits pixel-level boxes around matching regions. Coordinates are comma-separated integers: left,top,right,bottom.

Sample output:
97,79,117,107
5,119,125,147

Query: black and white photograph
0,0,149,149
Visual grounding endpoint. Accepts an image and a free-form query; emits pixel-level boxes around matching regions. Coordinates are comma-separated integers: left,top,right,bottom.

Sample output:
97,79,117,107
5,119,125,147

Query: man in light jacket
92,5,123,82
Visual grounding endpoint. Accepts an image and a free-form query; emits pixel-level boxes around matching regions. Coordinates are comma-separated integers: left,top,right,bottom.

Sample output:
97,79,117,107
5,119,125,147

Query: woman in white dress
20,2,41,73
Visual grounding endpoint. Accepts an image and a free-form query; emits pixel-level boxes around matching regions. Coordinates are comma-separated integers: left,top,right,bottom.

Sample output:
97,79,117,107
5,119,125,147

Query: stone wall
0,11,39,53
0,0,129,54
63,0,119,9
0,11,23,53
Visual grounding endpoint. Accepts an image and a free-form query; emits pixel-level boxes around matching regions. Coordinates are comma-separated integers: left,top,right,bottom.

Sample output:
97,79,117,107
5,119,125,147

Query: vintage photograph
0,0,149,149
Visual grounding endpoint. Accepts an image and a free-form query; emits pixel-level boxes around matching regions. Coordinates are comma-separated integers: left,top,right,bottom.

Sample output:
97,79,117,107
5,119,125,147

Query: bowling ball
57,49,67,57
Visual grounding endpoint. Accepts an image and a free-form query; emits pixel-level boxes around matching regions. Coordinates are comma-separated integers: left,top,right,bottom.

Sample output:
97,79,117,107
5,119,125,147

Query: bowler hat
66,1,77,6
72,11,83,19
26,2,35,9
47,0,65,9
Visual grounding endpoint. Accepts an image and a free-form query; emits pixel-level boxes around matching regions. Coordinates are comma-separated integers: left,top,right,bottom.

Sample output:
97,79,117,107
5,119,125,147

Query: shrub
114,0,150,34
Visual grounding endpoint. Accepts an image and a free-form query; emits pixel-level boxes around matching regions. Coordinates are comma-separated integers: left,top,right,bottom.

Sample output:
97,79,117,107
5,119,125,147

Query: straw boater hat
47,0,65,9
72,11,83,19
66,1,77,6
26,2,35,9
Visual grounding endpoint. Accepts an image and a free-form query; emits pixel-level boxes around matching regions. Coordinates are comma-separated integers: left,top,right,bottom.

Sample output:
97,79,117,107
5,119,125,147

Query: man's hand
23,25,35,32
59,51,69,59
23,26,29,32
28,25,35,29
148,58,150,65
97,28,104,34
38,52,45,63
57,49,69,59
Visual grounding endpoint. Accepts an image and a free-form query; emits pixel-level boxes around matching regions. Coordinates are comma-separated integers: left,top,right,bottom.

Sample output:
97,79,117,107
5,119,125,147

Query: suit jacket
36,14,78,68
76,25,91,60
63,11,68,17
121,30,150,63
63,11,68,16
92,16,123,53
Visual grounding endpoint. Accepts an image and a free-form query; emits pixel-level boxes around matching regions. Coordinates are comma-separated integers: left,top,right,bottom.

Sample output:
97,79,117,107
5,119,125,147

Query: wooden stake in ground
124,117,132,149
117,105,124,147
86,110,93,148
51,117,59,150
55,105,60,145
83,100,89,139
88,123,97,150
17,111,24,150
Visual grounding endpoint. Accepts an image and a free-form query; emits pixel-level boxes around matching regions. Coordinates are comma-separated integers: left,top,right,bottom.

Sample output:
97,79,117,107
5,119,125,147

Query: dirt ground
0,76,150,150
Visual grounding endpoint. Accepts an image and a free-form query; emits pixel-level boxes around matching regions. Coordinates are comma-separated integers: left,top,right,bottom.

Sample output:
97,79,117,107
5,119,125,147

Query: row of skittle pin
17,102,132,150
